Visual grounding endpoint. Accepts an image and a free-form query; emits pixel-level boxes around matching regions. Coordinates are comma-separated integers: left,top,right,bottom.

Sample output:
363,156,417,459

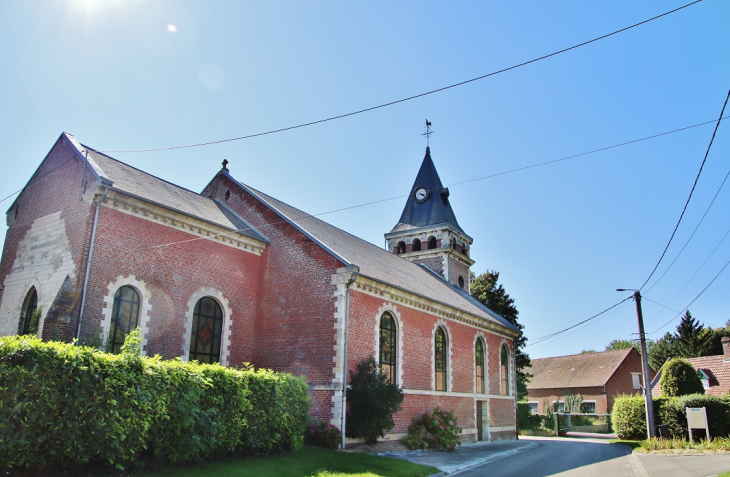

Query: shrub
0,333,309,473
612,394,653,440
403,407,462,452
305,421,342,449
657,394,730,439
660,358,704,397
346,356,404,445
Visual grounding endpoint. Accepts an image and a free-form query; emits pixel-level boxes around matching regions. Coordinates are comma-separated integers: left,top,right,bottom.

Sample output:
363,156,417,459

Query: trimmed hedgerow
0,334,308,474
613,393,730,440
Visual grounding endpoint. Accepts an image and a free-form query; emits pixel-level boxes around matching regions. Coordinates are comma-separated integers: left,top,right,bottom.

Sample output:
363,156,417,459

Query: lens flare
167,24,177,33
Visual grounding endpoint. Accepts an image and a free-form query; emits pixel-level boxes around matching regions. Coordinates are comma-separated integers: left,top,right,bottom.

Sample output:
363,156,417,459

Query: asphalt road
455,437,730,477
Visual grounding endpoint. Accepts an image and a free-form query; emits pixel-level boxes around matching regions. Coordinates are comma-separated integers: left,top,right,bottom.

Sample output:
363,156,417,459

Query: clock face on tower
414,187,428,202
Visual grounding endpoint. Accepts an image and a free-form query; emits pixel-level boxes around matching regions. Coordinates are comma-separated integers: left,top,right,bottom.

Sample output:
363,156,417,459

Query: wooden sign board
686,407,710,441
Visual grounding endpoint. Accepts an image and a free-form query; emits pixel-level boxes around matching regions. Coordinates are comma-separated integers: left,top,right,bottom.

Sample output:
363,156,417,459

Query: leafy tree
470,270,531,399
580,350,597,354
675,311,715,358
659,358,704,397
649,332,676,372
605,339,640,354
346,355,404,444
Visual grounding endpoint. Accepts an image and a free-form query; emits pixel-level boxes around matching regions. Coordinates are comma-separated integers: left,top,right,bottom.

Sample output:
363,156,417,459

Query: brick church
0,132,521,443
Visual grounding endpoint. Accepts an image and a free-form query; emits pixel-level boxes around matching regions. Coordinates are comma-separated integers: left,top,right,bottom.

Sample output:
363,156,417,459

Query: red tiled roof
527,348,636,389
651,355,730,398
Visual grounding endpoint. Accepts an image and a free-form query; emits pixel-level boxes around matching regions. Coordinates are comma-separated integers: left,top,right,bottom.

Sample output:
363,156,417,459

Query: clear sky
1,0,728,360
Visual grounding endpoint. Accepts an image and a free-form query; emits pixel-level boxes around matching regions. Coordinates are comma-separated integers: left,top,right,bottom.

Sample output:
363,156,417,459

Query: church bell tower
385,145,474,291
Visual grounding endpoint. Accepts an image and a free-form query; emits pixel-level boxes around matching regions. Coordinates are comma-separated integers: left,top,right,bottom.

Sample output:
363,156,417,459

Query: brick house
0,133,521,443
526,348,655,415
651,337,730,398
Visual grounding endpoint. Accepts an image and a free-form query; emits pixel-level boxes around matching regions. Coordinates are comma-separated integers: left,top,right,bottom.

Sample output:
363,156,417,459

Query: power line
649,254,730,335
639,88,730,290
149,117,727,250
528,297,632,346
100,1,702,154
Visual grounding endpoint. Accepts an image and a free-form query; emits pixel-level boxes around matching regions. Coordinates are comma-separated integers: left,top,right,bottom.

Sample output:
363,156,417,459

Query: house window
412,238,421,252
528,402,539,415
379,312,396,383
189,297,224,364
582,401,596,414
19,287,39,335
500,344,510,395
435,327,447,391
555,401,565,413
475,338,485,393
108,286,141,354
428,236,437,250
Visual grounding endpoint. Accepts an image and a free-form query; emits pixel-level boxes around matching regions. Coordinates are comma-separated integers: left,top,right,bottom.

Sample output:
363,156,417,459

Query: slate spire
391,147,464,234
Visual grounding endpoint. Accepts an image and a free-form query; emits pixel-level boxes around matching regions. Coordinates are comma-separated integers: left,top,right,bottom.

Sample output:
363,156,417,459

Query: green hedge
0,335,308,473
613,394,730,440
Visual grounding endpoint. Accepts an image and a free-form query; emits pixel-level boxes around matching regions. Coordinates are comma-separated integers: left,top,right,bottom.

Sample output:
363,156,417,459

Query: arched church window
397,241,406,254
501,344,510,396
189,297,224,364
475,338,485,393
435,327,447,391
412,238,421,252
109,286,141,354
19,287,39,335
428,236,437,250
379,312,396,383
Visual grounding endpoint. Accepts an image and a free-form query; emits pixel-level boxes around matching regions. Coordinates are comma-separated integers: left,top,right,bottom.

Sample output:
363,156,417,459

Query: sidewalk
377,439,537,475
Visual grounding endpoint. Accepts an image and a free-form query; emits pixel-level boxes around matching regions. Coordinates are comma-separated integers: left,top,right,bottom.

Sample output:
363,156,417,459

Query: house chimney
722,336,730,361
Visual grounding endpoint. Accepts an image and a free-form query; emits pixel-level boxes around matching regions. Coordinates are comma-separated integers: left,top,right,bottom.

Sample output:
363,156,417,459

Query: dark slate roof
390,147,465,235
223,172,519,334
651,355,730,398
527,348,636,389
77,142,267,244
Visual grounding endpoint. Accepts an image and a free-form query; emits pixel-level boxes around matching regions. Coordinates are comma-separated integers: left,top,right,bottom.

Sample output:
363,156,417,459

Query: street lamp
617,288,656,438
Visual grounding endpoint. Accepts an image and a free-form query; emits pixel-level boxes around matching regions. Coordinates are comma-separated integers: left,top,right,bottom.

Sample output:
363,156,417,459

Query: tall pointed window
435,327,447,391
501,345,510,396
19,287,39,335
476,339,485,393
109,286,141,354
379,312,396,383
189,297,224,364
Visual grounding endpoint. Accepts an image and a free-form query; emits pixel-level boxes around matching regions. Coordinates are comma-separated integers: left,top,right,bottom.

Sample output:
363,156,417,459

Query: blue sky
1,0,728,360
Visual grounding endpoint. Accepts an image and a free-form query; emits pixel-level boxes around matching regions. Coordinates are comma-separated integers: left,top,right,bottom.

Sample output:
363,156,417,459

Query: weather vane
422,120,434,147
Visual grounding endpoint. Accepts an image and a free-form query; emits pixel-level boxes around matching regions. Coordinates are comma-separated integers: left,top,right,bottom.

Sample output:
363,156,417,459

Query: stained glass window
501,345,510,396
435,327,447,391
19,287,38,335
475,339,485,393
189,297,223,364
379,312,396,383
109,286,140,354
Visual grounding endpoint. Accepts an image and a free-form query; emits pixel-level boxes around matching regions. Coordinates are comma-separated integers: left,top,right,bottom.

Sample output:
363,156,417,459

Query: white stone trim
498,340,513,397
473,332,488,394
403,388,513,399
19,279,43,337
329,268,351,427
182,287,233,365
431,320,453,392
373,303,404,388
352,276,518,339
101,275,152,354
101,190,266,256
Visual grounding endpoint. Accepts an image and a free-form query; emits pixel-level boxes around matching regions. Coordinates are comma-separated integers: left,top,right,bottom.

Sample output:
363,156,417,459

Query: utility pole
617,289,655,438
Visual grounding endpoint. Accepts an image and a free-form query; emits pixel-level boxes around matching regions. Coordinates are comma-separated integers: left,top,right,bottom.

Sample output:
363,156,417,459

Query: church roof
77,141,267,244
389,147,466,236
224,172,519,335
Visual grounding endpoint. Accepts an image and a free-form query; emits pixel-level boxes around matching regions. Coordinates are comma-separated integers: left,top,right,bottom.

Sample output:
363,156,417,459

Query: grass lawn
608,440,643,452
141,447,439,477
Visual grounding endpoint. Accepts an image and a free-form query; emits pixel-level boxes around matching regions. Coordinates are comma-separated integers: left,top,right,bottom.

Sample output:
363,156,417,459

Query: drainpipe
340,266,360,450
76,186,109,340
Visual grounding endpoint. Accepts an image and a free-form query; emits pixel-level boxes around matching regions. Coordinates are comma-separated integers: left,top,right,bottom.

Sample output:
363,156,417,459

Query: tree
580,350,597,354
470,270,531,400
659,358,704,397
648,332,676,372
675,311,714,358
605,339,640,354
346,355,404,444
